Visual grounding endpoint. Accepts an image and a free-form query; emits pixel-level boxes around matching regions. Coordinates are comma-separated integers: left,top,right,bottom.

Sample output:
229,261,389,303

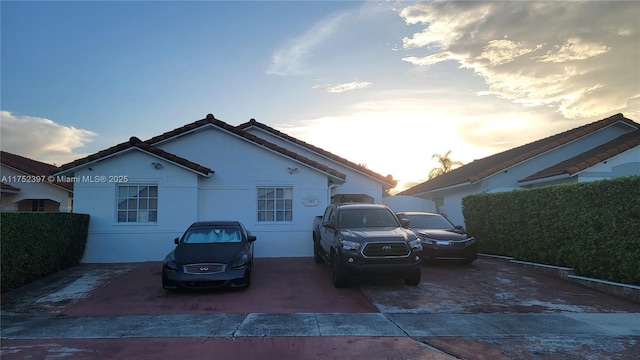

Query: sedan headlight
163,253,178,271
409,239,423,251
231,254,249,269
340,240,360,251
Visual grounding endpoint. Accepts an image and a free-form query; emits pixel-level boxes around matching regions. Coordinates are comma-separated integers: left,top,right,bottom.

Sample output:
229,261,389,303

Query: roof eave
519,173,571,187
55,147,213,178
403,181,471,196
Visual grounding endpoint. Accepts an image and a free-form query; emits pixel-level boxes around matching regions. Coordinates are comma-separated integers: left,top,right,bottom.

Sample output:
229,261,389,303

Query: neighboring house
0,151,73,212
54,114,397,262
399,113,640,226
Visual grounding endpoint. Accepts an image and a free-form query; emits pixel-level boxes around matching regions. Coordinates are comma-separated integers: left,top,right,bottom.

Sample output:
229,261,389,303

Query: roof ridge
1,150,59,171
399,113,638,195
56,114,347,182
521,128,640,182
467,113,636,183
1,150,72,191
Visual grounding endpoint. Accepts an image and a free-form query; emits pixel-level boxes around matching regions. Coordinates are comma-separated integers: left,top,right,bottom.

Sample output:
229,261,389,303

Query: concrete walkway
3,311,639,339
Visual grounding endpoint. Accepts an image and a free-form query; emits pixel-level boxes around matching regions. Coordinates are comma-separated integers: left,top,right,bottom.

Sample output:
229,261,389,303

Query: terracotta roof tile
400,113,638,195
520,129,640,182
57,137,213,176
1,151,73,191
1,182,21,192
237,119,396,187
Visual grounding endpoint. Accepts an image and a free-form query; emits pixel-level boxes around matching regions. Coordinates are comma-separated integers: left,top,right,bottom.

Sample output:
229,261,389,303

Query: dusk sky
2,1,639,192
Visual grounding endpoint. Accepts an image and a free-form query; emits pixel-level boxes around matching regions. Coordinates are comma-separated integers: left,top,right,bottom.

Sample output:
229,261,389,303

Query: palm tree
429,150,463,179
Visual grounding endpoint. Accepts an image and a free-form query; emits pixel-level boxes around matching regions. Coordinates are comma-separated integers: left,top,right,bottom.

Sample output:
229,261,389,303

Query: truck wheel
404,268,421,286
332,253,348,288
313,239,324,264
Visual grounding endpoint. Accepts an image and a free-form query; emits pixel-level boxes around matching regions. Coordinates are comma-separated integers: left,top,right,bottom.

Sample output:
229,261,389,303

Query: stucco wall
71,150,200,262
0,165,71,212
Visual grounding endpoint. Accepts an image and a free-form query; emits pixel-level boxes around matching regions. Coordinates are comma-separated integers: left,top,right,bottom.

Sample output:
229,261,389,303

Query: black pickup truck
312,203,423,288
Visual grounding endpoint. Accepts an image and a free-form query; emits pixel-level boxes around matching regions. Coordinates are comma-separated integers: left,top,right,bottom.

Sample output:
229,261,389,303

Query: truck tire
332,253,348,288
404,268,421,286
313,239,324,264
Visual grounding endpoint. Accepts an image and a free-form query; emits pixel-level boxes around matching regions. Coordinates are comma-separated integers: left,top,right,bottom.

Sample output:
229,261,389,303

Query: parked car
396,212,477,264
313,203,423,288
162,221,256,290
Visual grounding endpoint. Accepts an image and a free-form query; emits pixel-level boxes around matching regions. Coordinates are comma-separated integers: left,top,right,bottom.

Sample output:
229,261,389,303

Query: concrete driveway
2,257,639,359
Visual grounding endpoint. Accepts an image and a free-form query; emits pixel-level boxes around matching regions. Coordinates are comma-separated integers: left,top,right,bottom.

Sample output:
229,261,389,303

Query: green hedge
462,176,640,285
1,212,89,293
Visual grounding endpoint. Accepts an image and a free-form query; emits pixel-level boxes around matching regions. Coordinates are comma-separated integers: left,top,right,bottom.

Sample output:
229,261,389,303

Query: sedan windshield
406,214,454,230
183,227,242,243
339,209,399,228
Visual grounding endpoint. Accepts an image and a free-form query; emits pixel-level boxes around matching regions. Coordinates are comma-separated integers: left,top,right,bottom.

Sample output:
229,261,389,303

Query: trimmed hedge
462,176,640,285
1,212,89,293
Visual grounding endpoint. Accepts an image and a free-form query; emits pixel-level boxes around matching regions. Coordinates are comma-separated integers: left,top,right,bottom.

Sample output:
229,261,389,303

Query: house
0,151,73,212
54,114,397,263
398,113,640,226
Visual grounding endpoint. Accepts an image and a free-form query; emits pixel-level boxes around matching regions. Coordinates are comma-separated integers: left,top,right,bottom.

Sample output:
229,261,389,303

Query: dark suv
313,203,423,287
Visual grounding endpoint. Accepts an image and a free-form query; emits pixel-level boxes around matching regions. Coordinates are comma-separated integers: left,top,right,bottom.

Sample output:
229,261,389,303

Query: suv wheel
404,268,421,286
332,253,348,288
314,239,324,264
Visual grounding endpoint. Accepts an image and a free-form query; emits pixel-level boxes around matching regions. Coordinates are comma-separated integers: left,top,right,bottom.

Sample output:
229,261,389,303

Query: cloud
536,37,610,63
312,80,373,93
0,111,97,165
275,89,518,187
476,39,541,66
267,12,349,76
398,1,640,120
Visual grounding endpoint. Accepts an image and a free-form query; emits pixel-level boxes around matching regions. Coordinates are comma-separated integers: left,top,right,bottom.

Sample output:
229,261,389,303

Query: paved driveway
2,257,639,359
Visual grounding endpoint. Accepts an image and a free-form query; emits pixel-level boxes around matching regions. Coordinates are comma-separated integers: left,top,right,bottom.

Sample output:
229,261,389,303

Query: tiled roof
237,119,396,187
520,128,640,183
1,182,21,192
0,151,73,191
57,136,213,176
399,113,639,195
57,114,347,182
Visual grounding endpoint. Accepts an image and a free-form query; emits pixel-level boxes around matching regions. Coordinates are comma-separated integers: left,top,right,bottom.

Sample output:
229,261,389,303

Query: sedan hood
413,229,469,241
341,227,410,242
174,243,244,264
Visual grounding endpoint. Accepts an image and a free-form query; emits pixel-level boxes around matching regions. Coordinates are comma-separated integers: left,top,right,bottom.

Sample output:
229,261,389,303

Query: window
31,199,45,212
257,187,292,222
117,185,158,223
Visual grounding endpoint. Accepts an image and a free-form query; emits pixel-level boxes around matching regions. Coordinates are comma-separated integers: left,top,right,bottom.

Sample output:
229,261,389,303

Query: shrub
1,212,89,292
462,176,640,285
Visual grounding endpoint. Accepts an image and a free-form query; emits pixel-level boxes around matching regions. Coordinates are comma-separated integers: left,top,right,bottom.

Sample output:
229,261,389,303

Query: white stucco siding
156,126,330,258
72,150,201,262
191,144,329,257
243,126,389,203
0,165,71,211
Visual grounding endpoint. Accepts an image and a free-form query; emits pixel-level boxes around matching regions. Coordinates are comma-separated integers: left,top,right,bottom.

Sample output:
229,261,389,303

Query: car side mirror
248,235,257,242
174,237,180,245
322,221,335,229
455,225,464,231
400,218,410,228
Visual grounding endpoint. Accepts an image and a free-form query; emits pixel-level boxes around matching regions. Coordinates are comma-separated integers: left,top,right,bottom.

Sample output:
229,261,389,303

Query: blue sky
2,1,639,192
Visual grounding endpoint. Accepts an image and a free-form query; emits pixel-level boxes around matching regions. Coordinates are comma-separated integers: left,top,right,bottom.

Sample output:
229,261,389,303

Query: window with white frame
117,185,158,223
257,187,292,222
